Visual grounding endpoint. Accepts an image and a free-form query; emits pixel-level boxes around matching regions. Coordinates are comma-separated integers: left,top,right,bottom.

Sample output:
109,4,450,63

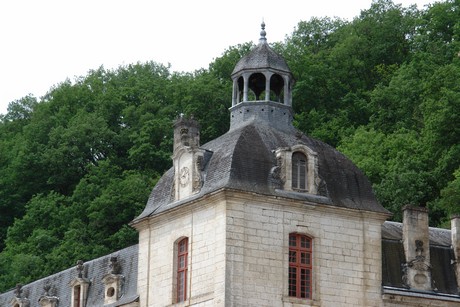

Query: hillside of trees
0,0,459,292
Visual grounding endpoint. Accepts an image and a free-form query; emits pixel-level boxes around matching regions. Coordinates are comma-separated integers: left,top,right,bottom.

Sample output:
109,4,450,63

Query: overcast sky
0,0,435,115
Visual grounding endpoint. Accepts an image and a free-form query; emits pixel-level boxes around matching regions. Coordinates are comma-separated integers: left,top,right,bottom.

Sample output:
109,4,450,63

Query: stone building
1,24,459,307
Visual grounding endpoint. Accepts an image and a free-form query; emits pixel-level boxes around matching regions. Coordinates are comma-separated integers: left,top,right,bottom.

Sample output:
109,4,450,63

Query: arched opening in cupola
248,73,266,100
237,76,244,103
269,73,285,102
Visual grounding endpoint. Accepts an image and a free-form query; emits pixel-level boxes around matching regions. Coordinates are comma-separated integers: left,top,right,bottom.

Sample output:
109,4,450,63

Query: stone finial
259,20,267,44
14,283,23,298
76,260,84,278
110,256,122,274
43,284,51,296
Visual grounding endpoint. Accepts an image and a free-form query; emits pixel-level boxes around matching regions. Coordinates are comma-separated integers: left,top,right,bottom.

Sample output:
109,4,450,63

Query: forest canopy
0,0,459,292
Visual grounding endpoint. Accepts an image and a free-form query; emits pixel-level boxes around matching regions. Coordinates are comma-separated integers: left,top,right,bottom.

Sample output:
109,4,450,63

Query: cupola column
265,73,271,101
243,73,249,102
284,75,291,106
232,79,238,106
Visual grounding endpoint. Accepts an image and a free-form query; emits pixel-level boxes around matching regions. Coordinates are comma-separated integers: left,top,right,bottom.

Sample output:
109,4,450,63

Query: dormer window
38,285,59,307
275,145,319,194
102,257,124,305
69,260,90,307
10,298,29,307
9,284,30,307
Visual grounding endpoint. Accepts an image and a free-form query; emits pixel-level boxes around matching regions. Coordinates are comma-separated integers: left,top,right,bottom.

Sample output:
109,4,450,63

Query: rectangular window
177,238,188,302
292,152,307,190
289,233,312,299
73,285,81,307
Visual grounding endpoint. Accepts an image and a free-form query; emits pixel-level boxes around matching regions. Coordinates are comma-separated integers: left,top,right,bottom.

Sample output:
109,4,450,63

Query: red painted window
292,152,307,190
177,238,188,302
289,233,312,299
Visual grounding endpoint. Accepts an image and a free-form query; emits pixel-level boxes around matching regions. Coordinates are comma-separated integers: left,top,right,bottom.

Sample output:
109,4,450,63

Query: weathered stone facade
224,193,387,306
135,193,226,306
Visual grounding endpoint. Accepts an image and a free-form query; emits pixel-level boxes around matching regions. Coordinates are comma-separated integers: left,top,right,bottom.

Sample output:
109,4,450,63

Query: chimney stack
173,115,200,154
402,205,432,291
172,115,204,200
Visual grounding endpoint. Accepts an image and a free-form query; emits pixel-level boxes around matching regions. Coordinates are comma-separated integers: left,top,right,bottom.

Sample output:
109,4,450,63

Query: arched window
289,233,312,299
177,237,188,303
292,152,307,190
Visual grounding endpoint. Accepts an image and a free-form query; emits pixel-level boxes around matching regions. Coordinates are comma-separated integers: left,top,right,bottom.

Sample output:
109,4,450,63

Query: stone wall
224,192,387,307
137,194,226,307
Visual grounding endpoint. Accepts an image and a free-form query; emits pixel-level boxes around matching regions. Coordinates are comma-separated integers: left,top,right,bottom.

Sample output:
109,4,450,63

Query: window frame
292,152,308,191
275,145,319,195
176,237,188,303
73,285,81,307
288,233,313,299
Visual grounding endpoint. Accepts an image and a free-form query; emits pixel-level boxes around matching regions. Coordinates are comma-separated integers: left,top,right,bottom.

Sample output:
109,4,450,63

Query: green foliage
0,0,459,292
435,168,460,216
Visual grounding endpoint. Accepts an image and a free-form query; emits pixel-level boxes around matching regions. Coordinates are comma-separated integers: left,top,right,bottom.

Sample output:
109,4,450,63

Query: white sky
0,0,435,115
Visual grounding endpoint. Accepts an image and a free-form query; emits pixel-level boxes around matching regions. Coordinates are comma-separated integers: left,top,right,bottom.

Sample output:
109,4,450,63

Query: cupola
230,22,295,131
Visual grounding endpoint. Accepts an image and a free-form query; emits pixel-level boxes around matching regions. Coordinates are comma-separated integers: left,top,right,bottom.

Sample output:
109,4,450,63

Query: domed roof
231,22,292,76
133,119,388,222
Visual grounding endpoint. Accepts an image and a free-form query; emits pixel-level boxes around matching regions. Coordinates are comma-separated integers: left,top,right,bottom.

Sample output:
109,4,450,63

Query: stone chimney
451,215,460,289
173,115,200,154
402,205,432,291
172,115,204,200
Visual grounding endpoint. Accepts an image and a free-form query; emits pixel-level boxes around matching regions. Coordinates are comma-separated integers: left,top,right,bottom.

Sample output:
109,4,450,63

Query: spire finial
259,19,267,44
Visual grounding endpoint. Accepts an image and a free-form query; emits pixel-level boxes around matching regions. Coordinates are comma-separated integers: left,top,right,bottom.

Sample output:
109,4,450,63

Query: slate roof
134,117,389,222
0,244,139,307
382,221,458,295
231,41,292,76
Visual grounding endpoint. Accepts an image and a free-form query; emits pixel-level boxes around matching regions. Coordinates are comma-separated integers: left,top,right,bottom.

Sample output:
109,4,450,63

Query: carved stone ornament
14,284,23,298
179,167,190,187
76,260,84,278
407,257,431,272
192,157,203,192
402,240,432,290
109,256,122,275
276,155,286,185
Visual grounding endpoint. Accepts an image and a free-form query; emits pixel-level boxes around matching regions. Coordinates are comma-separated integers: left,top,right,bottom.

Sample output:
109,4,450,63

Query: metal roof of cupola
229,22,295,132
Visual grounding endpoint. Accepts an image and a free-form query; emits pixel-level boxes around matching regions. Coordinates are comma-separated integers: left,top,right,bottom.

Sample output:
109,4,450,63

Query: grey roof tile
133,120,389,223
0,245,138,307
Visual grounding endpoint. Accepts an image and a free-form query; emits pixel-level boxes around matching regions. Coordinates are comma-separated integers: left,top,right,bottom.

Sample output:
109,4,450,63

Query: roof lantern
229,22,295,131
